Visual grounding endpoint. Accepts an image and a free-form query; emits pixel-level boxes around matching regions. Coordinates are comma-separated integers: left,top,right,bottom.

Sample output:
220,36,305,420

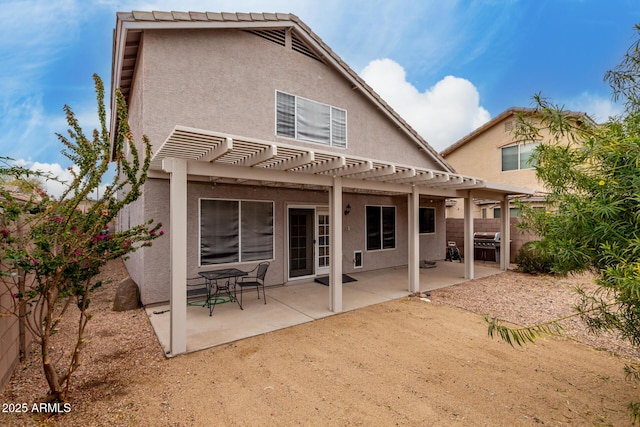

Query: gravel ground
431,268,640,361
1,259,638,426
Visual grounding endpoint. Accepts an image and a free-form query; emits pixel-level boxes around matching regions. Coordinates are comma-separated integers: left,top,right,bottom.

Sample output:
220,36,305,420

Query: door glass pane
289,210,314,277
318,214,330,268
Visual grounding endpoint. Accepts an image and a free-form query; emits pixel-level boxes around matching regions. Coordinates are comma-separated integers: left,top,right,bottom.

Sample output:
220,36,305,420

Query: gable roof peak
111,10,454,172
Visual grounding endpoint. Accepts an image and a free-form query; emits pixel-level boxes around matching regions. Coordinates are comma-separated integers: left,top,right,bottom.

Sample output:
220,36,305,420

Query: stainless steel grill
473,232,501,262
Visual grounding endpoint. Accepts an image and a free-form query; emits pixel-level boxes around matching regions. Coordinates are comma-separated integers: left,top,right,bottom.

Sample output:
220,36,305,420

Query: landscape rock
112,276,141,311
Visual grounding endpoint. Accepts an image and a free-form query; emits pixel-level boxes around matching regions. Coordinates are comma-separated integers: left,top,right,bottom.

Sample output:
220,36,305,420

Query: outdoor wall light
344,203,351,216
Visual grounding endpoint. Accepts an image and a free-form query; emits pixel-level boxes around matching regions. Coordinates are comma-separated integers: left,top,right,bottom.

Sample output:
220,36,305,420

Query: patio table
197,268,248,316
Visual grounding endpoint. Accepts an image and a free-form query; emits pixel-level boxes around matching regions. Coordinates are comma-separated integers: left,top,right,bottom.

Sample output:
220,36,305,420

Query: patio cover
152,126,534,355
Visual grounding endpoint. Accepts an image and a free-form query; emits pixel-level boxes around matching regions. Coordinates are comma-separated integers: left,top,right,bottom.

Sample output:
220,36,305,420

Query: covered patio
146,261,503,355
153,126,532,356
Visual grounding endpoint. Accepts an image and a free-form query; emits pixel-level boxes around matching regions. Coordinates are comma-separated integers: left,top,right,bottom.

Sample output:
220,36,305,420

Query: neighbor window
276,91,347,148
200,199,274,265
366,206,396,250
501,142,539,171
419,207,435,234
493,206,521,218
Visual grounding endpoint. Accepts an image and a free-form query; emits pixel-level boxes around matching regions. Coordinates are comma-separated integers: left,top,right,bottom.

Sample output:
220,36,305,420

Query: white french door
316,209,330,275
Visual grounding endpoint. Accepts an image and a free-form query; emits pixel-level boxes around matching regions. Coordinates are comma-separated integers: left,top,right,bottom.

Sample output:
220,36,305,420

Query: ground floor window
200,199,274,265
419,207,435,234
366,205,395,250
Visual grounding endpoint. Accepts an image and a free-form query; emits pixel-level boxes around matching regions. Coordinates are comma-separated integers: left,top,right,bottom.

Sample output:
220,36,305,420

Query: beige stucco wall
135,28,442,170
444,114,548,191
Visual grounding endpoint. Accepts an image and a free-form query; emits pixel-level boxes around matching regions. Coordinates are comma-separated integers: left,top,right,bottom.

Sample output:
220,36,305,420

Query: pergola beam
268,151,315,170
235,144,277,166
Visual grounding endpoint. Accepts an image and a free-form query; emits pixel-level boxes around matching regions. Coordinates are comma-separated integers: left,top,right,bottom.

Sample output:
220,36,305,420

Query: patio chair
237,262,269,309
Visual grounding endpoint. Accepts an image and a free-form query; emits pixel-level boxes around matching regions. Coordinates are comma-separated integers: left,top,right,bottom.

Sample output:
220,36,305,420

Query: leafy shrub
515,241,553,274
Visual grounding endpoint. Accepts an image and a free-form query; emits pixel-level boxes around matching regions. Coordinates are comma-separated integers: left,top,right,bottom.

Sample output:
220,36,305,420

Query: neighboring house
109,11,532,355
441,107,590,219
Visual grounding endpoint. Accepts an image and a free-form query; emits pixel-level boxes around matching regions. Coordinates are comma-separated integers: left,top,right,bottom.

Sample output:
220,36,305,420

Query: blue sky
1,0,638,196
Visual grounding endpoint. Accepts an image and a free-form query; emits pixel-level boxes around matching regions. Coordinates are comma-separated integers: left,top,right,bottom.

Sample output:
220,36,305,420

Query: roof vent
291,31,323,63
504,120,513,132
246,29,286,47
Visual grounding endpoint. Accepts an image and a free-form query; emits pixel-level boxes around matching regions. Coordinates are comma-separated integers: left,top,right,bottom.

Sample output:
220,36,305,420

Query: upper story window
276,91,347,148
501,142,539,171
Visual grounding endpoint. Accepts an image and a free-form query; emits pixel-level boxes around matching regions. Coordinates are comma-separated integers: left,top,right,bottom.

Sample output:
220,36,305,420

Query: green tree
487,25,640,422
0,74,162,403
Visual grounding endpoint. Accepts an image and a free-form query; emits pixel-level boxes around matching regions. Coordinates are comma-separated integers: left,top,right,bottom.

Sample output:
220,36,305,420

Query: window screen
276,92,295,138
519,142,538,169
331,107,347,148
502,142,539,171
200,200,240,264
276,91,347,148
419,207,435,234
501,145,519,171
200,199,274,265
241,201,274,261
297,97,331,144
366,206,396,250
382,207,395,249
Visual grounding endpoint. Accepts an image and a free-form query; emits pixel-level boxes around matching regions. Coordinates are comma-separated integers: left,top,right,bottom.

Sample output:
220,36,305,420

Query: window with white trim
200,199,274,265
501,142,539,171
276,91,347,148
366,206,396,250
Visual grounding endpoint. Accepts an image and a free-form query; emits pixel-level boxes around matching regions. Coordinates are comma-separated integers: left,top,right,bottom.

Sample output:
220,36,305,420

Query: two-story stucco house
110,11,531,355
442,107,590,219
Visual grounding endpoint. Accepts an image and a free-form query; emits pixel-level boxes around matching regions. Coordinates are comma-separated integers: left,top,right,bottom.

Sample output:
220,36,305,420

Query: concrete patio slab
146,261,504,355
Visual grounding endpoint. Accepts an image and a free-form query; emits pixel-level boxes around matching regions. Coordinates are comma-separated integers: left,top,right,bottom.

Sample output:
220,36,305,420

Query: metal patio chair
237,262,269,309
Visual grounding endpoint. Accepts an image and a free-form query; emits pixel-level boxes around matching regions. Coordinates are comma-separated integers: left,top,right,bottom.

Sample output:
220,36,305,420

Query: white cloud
14,160,111,200
564,92,624,123
29,162,79,199
360,58,490,152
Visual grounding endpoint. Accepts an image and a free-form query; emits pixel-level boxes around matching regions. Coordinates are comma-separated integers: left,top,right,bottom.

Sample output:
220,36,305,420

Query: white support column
408,186,420,292
329,176,343,312
164,157,188,356
500,195,511,271
463,191,475,279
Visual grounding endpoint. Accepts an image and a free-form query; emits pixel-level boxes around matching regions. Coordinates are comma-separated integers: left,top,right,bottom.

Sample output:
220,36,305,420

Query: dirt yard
1,260,639,426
